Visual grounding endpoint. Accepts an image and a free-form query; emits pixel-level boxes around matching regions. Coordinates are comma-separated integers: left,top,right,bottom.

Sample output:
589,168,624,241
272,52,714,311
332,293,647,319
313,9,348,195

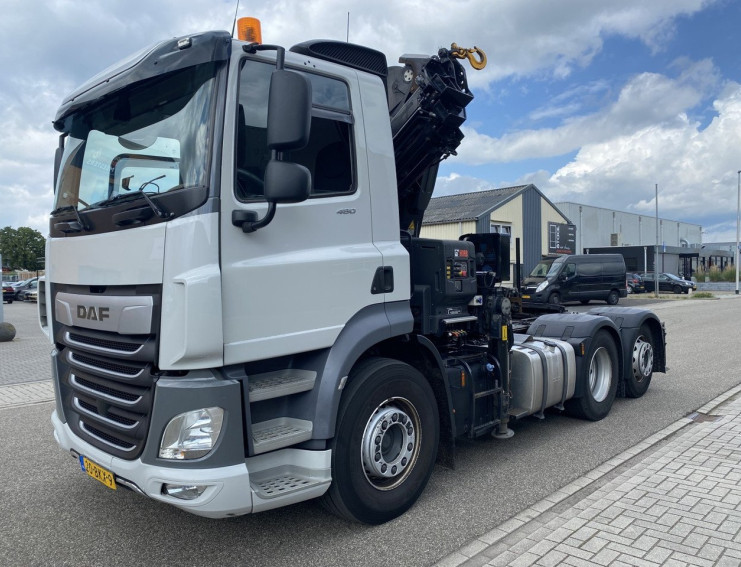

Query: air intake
290,40,388,82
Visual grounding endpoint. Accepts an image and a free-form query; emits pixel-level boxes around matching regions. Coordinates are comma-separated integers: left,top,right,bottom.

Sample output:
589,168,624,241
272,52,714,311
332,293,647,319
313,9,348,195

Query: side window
577,263,601,276
563,263,576,277
603,262,624,276
235,59,355,201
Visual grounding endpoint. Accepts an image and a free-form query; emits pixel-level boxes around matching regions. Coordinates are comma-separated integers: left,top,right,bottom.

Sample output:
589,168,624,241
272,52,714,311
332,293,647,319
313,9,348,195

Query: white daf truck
42,20,666,524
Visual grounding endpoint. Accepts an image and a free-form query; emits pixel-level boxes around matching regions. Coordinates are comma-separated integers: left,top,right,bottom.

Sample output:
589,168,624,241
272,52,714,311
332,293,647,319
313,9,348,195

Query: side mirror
264,160,310,203
267,70,311,151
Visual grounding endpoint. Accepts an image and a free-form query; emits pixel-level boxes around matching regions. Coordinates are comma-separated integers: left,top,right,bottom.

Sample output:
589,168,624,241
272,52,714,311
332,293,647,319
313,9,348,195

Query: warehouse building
421,185,574,278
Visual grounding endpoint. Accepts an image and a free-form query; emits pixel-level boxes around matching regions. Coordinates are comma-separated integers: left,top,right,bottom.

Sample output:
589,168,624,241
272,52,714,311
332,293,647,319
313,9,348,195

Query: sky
1,0,740,243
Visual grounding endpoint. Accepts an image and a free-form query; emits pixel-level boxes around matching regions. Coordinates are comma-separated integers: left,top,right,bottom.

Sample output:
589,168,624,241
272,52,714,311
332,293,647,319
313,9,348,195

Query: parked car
17,280,39,301
13,277,38,300
627,273,645,294
2,282,15,303
642,273,696,294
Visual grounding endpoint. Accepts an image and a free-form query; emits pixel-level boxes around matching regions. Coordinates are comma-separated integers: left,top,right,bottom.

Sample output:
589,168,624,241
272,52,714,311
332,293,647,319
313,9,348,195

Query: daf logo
77,305,110,321
337,208,357,215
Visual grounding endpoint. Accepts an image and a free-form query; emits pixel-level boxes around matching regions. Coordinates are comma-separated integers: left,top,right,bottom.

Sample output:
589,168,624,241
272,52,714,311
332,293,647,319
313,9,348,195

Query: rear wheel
606,290,620,305
673,285,682,294
565,330,619,421
321,358,439,524
625,324,654,398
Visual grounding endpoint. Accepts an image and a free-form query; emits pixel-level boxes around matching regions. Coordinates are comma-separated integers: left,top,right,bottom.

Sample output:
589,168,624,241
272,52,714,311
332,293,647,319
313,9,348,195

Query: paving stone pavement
0,301,52,386
436,385,741,567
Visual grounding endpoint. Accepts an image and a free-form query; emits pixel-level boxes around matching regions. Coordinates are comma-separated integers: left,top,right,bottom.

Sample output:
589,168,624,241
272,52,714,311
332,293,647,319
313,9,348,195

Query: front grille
70,352,144,377
68,332,142,353
76,399,138,427
53,285,160,460
72,375,141,403
81,422,137,452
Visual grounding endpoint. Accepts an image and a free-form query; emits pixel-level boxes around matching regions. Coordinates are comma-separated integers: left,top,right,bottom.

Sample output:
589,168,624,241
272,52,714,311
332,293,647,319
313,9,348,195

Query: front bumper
52,410,333,518
52,409,254,517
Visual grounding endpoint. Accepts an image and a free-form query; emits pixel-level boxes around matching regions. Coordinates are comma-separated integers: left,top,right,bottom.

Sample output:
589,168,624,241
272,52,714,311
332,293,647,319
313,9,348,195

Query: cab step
252,417,313,454
250,466,327,500
248,369,316,402
508,407,529,420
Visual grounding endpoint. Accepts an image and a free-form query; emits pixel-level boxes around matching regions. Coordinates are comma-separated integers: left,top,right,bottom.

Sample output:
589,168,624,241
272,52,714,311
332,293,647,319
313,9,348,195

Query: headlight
159,407,224,460
535,281,549,293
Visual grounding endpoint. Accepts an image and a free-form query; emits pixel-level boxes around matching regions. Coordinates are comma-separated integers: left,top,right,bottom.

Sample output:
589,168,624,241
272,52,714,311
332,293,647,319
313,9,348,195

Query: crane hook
450,43,487,70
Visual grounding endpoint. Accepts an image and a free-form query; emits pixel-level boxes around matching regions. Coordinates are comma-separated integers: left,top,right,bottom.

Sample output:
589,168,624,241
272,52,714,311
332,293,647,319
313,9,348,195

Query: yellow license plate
522,295,530,299
80,456,117,490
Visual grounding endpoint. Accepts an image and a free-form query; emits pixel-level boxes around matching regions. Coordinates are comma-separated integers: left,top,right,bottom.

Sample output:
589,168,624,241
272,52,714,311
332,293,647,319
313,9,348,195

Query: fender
310,301,414,439
586,307,667,376
527,313,622,398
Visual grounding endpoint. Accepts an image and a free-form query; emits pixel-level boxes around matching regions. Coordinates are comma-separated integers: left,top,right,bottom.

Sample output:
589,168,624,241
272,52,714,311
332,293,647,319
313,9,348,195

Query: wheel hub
362,402,417,487
632,336,653,382
589,347,612,402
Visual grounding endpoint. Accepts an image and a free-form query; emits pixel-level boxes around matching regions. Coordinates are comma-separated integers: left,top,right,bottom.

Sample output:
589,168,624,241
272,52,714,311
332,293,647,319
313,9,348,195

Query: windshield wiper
91,186,170,219
51,205,90,233
135,175,169,218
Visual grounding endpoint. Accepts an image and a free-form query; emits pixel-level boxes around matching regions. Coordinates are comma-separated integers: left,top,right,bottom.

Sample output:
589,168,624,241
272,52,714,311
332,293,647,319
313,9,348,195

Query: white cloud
540,83,741,229
457,59,720,164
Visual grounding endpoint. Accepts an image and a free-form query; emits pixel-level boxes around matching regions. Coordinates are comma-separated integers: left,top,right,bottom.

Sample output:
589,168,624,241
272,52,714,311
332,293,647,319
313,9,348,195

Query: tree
0,227,45,271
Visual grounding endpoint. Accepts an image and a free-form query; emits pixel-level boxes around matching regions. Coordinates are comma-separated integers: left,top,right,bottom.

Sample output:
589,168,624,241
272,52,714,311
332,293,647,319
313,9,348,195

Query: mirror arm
232,202,276,233
243,43,286,70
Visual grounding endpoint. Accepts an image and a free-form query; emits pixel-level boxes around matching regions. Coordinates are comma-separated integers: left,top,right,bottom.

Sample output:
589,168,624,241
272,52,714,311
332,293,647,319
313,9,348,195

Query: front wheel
673,285,682,294
625,324,654,398
565,330,619,421
321,358,439,524
548,292,560,305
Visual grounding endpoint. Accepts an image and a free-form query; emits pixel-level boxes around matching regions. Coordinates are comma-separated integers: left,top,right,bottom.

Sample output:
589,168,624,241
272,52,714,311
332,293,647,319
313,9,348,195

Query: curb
434,383,741,566
0,380,55,409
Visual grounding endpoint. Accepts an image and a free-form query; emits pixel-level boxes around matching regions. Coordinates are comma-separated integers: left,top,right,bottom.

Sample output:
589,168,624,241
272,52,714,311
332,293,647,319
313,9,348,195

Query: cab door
219,56,381,364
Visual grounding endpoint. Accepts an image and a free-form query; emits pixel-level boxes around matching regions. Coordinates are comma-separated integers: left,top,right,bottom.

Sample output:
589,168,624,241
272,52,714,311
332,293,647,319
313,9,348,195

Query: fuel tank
509,334,576,418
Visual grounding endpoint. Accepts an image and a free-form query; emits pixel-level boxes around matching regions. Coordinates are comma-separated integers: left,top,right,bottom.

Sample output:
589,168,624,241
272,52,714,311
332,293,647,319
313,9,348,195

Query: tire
565,330,619,421
627,285,633,294
625,324,654,398
673,285,682,294
321,357,439,524
606,290,619,305
548,292,560,305
580,300,590,305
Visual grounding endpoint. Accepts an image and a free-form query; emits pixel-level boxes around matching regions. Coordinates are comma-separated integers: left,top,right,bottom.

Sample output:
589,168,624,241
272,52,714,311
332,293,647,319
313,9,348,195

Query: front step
248,369,316,402
250,466,327,500
252,417,313,454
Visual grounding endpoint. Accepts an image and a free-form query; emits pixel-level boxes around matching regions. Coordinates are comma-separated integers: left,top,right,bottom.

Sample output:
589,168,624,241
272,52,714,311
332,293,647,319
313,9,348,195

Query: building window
490,222,512,235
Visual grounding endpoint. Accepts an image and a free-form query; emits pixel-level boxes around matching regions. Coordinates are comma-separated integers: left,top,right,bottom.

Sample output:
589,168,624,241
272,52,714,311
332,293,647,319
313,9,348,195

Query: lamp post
655,183,659,299
734,169,741,295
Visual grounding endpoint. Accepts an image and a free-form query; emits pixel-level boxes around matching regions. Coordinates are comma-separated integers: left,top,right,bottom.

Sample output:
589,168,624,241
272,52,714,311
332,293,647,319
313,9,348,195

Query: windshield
528,257,564,278
54,63,218,215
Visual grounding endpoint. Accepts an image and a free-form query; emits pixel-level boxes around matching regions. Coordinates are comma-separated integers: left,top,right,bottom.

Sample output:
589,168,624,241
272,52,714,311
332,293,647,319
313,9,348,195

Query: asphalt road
1,295,739,566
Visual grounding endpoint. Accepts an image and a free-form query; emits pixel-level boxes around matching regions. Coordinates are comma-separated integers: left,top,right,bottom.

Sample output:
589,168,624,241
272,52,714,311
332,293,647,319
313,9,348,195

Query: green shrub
695,266,737,282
